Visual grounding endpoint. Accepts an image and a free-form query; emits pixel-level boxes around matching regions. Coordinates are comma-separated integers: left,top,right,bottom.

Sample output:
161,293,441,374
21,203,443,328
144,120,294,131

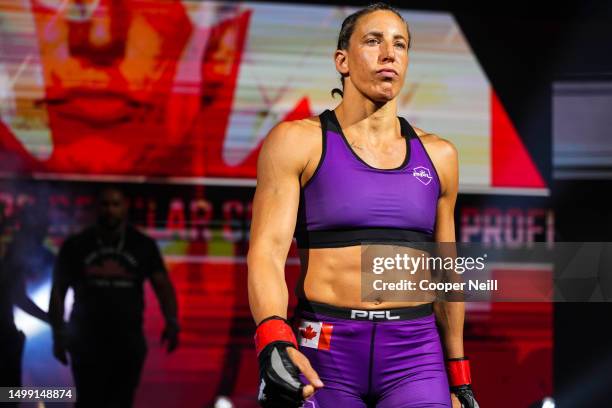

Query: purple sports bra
295,109,441,248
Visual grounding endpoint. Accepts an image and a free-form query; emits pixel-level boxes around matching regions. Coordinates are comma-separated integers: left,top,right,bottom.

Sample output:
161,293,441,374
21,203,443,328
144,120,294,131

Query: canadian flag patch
297,320,333,351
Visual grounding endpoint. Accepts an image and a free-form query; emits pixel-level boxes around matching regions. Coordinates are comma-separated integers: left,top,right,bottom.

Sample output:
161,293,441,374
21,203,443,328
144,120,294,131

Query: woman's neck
334,94,399,140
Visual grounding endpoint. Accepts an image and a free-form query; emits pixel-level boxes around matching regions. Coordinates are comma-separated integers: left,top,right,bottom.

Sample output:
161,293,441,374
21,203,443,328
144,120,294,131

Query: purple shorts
293,300,452,408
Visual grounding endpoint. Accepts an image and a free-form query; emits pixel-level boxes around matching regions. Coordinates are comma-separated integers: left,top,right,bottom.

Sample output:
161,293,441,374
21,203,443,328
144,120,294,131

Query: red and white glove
447,357,480,408
255,316,304,408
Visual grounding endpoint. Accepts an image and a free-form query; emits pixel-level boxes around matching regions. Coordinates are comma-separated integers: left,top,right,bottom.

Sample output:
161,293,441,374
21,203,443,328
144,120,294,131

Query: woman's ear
334,49,349,76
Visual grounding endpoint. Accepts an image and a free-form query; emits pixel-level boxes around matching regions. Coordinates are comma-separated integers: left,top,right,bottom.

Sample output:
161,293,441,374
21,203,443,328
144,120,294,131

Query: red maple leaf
300,325,318,340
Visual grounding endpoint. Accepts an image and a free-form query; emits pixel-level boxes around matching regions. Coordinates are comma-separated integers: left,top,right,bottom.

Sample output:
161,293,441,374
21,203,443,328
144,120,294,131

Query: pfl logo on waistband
412,166,433,185
350,310,401,320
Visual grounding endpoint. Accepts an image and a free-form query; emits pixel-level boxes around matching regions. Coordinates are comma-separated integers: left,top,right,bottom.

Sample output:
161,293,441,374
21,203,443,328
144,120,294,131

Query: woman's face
340,10,410,103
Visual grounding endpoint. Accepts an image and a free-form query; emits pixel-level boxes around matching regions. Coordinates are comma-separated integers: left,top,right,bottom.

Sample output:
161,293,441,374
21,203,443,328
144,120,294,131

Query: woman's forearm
248,250,290,325
433,300,465,359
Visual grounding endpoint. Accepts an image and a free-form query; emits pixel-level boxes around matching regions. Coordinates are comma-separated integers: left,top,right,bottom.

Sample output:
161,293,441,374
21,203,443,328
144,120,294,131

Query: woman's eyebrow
362,30,408,42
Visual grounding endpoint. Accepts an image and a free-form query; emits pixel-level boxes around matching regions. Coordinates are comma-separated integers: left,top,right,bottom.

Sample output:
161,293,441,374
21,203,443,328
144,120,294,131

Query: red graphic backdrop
0,1,274,178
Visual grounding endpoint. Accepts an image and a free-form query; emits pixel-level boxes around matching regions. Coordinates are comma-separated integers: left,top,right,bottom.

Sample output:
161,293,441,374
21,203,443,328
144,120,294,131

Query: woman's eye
366,38,379,45
394,42,406,49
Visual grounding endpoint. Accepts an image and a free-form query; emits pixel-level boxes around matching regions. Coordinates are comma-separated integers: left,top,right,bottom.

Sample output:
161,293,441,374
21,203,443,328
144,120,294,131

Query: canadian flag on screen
297,320,333,351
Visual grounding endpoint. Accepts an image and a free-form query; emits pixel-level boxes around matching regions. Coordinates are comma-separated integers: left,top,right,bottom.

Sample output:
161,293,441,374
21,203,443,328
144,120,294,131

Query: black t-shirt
55,225,166,333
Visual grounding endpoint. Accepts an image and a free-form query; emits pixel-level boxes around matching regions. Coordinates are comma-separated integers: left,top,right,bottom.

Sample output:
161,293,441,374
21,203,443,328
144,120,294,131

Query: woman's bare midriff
296,246,431,309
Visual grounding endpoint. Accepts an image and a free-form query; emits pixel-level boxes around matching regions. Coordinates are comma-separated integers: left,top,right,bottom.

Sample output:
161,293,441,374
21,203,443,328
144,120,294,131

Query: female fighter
248,3,479,407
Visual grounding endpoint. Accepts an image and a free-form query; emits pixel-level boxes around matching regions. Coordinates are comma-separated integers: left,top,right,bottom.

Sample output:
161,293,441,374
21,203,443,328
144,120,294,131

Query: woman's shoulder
258,115,324,172
411,126,458,161
263,115,323,151
273,115,322,136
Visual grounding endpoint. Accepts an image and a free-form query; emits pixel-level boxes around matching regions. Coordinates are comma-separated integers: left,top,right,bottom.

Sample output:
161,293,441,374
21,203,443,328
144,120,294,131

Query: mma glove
447,357,480,408
255,316,304,408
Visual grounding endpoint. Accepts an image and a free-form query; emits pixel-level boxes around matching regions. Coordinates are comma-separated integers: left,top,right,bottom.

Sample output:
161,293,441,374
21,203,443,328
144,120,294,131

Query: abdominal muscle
296,246,431,309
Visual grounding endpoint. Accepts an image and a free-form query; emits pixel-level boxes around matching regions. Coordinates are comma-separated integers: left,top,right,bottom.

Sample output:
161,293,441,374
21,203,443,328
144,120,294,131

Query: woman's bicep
250,123,305,257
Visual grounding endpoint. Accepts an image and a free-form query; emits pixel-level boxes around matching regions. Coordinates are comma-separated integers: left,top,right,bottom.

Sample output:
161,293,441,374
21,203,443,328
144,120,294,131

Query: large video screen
0,0,545,192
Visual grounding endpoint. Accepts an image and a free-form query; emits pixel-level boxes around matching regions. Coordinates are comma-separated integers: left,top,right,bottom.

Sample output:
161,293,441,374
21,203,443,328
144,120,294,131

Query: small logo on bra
412,166,433,185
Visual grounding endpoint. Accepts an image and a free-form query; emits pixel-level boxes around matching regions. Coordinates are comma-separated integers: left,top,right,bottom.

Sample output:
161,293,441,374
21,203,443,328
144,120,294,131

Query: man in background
49,186,180,408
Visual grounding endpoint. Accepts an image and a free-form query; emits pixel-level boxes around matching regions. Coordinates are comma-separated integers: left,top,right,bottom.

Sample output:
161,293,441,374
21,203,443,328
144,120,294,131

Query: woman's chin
370,84,399,103
371,91,396,104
